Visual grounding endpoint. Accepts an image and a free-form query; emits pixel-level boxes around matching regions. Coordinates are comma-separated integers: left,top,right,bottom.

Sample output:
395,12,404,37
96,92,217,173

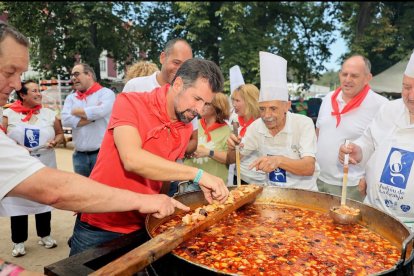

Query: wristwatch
209,150,214,158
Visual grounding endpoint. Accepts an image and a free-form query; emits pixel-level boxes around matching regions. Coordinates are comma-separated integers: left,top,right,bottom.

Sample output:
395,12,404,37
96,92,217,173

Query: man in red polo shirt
69,58,229,256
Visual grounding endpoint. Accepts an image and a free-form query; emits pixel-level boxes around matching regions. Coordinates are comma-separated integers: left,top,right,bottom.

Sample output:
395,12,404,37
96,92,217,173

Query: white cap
405,50,414,78
229,65,245,95
259,51,288,102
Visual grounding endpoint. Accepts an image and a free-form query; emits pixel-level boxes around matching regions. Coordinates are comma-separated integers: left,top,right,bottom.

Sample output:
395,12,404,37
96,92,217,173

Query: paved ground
0,147,76,273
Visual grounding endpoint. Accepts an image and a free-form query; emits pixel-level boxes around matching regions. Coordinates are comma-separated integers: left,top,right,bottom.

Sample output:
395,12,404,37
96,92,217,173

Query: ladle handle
232,122,241,187
341,139,350,206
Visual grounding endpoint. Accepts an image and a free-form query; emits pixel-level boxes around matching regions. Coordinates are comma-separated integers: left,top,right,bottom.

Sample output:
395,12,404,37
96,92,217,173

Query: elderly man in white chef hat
227,51,318,190
339,50,414,230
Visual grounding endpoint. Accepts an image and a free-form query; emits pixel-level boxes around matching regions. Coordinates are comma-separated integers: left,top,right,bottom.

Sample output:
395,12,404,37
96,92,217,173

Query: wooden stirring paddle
91,185,263,276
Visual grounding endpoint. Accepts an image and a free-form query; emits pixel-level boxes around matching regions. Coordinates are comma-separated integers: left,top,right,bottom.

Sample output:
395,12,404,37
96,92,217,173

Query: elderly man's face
0,36,29,106
259,100,290,131
402,75,414,114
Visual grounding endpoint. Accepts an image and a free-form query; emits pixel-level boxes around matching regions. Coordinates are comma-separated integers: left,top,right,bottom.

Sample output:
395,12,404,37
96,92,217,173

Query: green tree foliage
3,1,341,89
314,70,339,90
141,2,340,92
338,2,414,75
2,2,143,80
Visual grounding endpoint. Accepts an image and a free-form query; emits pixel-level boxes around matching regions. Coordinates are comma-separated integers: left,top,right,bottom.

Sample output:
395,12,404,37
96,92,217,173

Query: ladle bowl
329,205,361,225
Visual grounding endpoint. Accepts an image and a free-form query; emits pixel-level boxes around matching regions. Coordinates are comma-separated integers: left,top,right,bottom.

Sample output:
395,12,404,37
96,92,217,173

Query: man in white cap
316,55,388,202
227,51,318,190
339,50,414,230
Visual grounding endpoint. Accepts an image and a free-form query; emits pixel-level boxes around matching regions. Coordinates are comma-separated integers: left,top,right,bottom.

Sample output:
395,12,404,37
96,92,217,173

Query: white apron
260,128,318,191
0,117,55,216
364,125,414,230
227,122,264,185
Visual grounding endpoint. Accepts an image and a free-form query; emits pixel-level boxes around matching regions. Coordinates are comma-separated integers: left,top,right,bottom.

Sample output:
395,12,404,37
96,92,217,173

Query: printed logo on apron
24,128,40,148
269,168,287,184
380,147,413,189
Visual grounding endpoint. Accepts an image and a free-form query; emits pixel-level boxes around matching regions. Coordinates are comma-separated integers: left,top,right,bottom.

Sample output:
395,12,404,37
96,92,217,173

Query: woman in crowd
124,61,159,82
1,80,64,257
183,92,231,192
228,84,260,184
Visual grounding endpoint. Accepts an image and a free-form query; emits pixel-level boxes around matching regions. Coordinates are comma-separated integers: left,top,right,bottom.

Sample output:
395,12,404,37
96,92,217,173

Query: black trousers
10,211,52,243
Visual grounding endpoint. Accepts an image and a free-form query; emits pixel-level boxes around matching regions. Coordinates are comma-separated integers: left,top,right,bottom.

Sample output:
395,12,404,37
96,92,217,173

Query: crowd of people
1,19,414,274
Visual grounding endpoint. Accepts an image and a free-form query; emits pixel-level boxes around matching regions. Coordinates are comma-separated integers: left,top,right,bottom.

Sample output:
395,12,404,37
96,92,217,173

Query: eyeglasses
70,72,86,78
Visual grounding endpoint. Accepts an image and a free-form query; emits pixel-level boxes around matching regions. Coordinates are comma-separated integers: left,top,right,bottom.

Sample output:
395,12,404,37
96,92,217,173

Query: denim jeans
69,216,124,256
72,150,99,177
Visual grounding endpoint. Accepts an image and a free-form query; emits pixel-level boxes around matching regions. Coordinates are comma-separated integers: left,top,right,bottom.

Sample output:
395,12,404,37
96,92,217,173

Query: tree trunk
356,2,373,40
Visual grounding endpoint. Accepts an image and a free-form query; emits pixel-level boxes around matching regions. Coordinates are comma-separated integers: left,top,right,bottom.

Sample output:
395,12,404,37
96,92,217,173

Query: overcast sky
323,31,348,72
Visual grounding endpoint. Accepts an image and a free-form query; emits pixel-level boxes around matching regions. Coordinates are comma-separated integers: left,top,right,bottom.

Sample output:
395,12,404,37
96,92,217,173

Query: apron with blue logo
364,125,414,230
260,128,318,191
0,114,55,216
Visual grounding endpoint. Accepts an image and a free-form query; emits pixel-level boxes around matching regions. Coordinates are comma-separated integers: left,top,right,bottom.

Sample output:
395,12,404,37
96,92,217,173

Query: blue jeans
69,216,124,256
72,150,99,177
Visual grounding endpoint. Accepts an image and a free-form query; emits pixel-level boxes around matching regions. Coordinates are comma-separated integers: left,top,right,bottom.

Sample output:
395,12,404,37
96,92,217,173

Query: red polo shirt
81,85,193,233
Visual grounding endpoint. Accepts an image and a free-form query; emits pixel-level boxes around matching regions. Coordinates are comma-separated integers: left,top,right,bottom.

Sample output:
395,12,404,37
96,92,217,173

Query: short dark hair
16,80,37,102
173,58,224,93
164,38,192,56
0,21,30,56
75,63,97,81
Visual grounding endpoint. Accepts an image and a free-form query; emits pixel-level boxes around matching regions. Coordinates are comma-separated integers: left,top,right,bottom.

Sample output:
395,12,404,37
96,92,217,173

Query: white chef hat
405,50,414,78
229,65,245,95
259,51,289,102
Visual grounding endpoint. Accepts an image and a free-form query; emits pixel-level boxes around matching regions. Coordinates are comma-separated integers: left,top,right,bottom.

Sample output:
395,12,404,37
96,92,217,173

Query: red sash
331,85,370,127
238,116,254,137
144,84,187,150
9,100,41,122
200,118,227,142
75,82,103,100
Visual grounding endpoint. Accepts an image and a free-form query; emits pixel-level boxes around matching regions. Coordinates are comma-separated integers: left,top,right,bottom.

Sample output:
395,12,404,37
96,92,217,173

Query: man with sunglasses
61,64,115,177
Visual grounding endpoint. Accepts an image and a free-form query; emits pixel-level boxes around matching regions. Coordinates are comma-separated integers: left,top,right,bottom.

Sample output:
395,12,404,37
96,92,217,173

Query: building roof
370,55,410,94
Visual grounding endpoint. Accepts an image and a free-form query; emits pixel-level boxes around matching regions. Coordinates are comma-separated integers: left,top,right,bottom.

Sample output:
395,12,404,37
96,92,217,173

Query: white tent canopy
370,55,410,94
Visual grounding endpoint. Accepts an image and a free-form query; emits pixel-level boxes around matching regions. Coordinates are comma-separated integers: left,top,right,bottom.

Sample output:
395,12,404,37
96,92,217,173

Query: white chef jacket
354,99,414,229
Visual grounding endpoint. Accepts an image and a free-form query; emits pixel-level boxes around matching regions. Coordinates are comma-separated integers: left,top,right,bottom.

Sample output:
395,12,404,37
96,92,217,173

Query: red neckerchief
200,118,227,142
238,115,254,137
144,84,186,150
75,82,103,100
9,100,41,122
331,85,370,127
0,125,6,133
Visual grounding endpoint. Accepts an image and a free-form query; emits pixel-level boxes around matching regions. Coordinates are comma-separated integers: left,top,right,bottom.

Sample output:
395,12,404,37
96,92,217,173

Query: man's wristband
193,169,204,185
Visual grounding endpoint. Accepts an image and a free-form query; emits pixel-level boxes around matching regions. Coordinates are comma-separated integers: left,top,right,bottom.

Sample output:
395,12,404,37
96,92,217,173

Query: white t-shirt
122,72,160,93
0,130,45,200
241,112,318,190
61,87,115,152
122,72,198,131
316,89,388,186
